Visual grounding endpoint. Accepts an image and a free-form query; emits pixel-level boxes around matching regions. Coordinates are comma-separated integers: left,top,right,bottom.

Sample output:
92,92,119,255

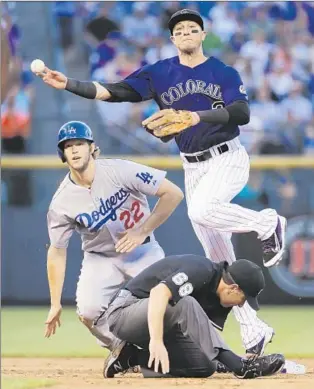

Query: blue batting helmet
57,121,94,162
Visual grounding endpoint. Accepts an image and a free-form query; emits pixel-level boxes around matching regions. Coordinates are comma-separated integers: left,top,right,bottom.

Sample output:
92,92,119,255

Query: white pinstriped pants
182,137,277,349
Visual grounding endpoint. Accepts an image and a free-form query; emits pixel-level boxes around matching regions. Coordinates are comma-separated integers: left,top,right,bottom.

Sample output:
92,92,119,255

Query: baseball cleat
262,216,287,268
103,341,138,378
235,353,285,379
246,329,275,358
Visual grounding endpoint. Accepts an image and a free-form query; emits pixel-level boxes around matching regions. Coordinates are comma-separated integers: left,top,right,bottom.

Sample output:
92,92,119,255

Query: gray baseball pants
101,289,230,377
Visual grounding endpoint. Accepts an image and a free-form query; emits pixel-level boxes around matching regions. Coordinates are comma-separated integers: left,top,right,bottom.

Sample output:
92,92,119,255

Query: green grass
2,306,314,359
1,377,56,389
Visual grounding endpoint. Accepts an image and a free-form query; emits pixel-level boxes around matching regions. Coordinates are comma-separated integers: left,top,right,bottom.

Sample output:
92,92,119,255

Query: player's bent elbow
150,283,172,301
157,179,184,203
239,113,250,125
174,187,184,203
188,199,219,226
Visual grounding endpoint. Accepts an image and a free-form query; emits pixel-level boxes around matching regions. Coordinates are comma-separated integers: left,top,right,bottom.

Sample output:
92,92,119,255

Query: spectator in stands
208,1,229,22
240,30,274,85
234,57,259,96
89,30,121,77
211,8,239,43
160,2,181,31
85,2,119,48
250,87,283,132
1,68,34,206
266,61,295,101
121,2,160,52
94,48,145,147
144,35,177,64
54,1,77,59
280,81,313,124
303,120,314,154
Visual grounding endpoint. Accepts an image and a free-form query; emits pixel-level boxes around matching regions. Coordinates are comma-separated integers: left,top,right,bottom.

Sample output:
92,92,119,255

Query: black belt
184,143,229,163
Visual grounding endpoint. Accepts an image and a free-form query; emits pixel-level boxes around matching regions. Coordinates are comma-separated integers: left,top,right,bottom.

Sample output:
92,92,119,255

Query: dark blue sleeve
123,64,154,101
221,66,248,105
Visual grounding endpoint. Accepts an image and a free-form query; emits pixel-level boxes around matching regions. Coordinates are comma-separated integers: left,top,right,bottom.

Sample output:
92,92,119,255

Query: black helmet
168,9,204,35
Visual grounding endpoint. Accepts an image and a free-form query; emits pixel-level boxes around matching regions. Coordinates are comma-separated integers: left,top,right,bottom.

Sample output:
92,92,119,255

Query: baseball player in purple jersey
39,9,286,356
44,121,183,358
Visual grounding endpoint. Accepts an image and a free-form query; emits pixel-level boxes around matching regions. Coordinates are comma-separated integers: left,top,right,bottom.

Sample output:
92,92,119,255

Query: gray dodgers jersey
47,159,166,256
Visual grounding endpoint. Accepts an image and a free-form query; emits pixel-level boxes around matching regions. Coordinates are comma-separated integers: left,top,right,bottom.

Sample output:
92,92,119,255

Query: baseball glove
142,109,195,137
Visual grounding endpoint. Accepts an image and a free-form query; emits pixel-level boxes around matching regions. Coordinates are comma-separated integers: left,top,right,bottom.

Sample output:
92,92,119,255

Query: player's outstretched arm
37,66,112,100
44,245,67,338
148,283,172,374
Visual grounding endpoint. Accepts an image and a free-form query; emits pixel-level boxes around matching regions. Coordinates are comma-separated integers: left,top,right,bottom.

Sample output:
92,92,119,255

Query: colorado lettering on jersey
75,189,130,232
161,79,222,106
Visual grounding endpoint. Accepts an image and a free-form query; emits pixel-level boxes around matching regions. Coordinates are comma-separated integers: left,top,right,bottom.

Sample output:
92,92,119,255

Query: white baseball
30,59,45,74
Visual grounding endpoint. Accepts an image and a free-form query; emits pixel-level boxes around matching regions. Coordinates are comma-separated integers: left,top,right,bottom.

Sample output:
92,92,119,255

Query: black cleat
235,353,285,379
262,216,287,268
103,341,138,378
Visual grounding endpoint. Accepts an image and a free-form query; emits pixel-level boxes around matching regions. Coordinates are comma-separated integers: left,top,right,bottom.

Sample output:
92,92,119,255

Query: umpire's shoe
235,353,285,379
103,341,138,378
262,216,287,267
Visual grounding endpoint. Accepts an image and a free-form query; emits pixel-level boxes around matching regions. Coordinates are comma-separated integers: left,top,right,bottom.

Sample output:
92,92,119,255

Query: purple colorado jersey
123,56,248,153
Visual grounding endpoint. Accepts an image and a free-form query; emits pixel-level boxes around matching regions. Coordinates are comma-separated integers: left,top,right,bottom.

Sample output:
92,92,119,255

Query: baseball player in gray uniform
44,120,183,356
37,9,286,357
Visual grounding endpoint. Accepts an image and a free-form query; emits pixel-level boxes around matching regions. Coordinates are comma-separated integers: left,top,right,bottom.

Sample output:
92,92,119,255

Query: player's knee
78,315,94,329
180,361,216,378
170,296,198,321
188,199,220,225
76,305,101,328
204,361,216,377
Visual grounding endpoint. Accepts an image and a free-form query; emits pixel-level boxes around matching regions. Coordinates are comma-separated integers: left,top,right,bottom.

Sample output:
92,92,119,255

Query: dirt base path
2,358,314,389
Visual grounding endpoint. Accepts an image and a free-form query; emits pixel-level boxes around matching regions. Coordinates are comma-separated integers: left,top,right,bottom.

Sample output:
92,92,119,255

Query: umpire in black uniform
101,255,284,379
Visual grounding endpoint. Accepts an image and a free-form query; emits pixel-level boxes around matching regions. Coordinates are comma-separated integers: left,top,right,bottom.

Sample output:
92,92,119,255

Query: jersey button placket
192,68,200,102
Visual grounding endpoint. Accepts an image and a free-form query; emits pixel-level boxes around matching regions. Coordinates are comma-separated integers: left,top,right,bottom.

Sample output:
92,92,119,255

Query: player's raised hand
115,229,148,253
40,67,68,90
148,339,170,374
44,304,62,338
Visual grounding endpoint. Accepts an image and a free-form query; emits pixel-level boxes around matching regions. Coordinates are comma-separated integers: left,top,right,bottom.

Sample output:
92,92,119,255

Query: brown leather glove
142,109,195,137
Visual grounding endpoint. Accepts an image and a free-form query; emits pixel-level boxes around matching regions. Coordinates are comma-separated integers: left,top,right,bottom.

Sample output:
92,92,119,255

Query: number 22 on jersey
119,200,144,230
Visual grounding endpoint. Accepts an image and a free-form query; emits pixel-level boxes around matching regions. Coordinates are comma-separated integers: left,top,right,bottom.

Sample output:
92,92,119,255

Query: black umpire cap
168,9,204,35
224,259,265,311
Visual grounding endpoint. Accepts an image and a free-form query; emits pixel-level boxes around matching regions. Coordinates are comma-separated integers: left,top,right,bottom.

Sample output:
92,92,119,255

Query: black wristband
65,79,97,99
196,101,250,125
196,108,229,124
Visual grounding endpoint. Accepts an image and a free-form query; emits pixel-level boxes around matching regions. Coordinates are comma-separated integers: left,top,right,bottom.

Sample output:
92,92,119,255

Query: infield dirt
2,357,314,389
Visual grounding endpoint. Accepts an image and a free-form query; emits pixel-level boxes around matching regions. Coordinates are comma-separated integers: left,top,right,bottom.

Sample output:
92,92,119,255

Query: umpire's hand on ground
45,305,62,338
38,67,67,90
148,339,170,374
115,229,149,253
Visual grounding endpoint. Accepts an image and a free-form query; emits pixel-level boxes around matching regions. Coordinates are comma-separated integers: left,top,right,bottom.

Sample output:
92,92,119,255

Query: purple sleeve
123,64,154,101
221,66,248,105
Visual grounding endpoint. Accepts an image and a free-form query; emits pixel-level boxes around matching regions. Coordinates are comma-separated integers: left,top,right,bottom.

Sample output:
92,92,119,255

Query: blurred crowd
53,1,314,156
1,2,34,205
